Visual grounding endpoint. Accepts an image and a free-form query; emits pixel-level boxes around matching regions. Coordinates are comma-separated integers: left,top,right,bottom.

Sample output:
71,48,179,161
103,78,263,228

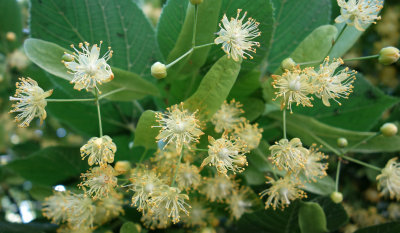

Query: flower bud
114,161,131,174
380,123,398,137
337,137,348,148
61,53,74,62
6,32,16,42
281,58,296,70
234,155,248,167
379,47,400,65
330,191,343,204
151,62,167,79
190,0,204,5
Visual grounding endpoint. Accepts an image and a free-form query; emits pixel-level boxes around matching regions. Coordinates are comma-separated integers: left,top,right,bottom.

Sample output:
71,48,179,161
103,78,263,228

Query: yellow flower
141,206,170,230
234,121,263,150
64,41,113,92
80,135,117,166
228,187,253,220
211,99,245,133
269,138,308,172
335,0,383,31
79,165,118,200
301,145,328,182
260,176,306,210
154,103,203,153
376,157,400,200
9,77,53,127
215,9,261,61
94,192,124,225
176,162,201,190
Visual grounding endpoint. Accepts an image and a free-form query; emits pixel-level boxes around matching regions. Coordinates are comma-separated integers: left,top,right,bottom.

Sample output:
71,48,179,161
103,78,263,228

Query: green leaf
184,55,241,120
30,0,160,75
229,71,261,99
354,222,400,233
207,0,274,72
29,184,53,201
298,202,328,233
267,111,400,153
241,97,265,122
7,146,88,185
24,38,160,101
329,23,368,59
133,110,160,151
294,74,400,131
314,196,349,232
0,0,22,53
266,0,332,72
0,222,57,233
120,221,139,233
303,175,335,196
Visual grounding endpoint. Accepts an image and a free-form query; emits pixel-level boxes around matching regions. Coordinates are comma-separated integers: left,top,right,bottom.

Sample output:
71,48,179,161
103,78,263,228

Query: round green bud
281,58,296,71
6,32,16,42
330,191,343,204
151,62,167,79
380,123,398,137
378,47,400,65
61,53,74,62
337,137,348,148
190,0,204,5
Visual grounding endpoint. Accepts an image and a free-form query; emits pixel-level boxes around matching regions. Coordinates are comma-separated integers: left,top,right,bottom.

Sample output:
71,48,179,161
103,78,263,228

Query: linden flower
94,193,124,225
64,41,114,92
233,121,263,150
80,135,117,166
211,99,245,133
176,163,201,190
148,186,191,224
228,187,253,220
201,174,235,202
201,133,248,175
9,77,53,127
79,165,118,200
308,57,356,107
301,145,328,182
272,67,314,113
154,103,204,153
260,176,306,210
64,193,96,229
376,158,400,200
141,207,170,230
182,201,209,227
335,0,383,31
42,191,69,224
269,138,308,172
129,168,163,211
215,9,261,61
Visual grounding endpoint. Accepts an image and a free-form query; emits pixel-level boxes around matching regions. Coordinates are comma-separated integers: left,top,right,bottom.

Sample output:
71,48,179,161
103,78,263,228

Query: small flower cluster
272,57,357,112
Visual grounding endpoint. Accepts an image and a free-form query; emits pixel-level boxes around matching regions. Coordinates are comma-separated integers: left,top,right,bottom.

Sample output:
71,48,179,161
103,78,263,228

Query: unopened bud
234,155,247,167
380,123,398,137
115,161,131,174
151,62,167,79
190,0,204,5
62,53,74,62
337,137,348,148
281,58,296,70
330,191,343,204
6,32,16,42
379,47,400,65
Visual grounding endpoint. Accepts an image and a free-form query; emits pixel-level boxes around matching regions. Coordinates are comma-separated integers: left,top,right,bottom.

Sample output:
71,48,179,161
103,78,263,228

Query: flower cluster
376,158,400,200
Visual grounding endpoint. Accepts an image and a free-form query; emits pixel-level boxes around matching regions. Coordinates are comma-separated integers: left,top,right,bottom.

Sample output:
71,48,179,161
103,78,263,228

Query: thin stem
343,54,379,62
192,5,198,48
166,48,194,69
255,148,278,180
98,87,126,100
133,100,144,113
335,159,341,192
138,148,148,164
326,24,347,56
343,132,380,154
171,149,184,187
282,109,287,139
194,43,214,50
47,98,96,102
193,148,208,152
95,89,103,137
340,155,381,171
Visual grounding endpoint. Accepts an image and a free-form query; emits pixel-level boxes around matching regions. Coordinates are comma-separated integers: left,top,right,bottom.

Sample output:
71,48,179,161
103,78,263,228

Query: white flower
80,135,117,166
301,145,328,182
269,138,308,172
200,174,235,202
9,77,53,127
64,41,113,92
233,121,263,150
182,201,209,227
79,165,118,200
308,57,356,107
335,0,383,31
211,99,245,133
94,193,124,225
376,157,400,200
176,162,201,190
64,193,96,229
42,191,69,224
129,168,163,211
228,187,253,220
215,9,261,61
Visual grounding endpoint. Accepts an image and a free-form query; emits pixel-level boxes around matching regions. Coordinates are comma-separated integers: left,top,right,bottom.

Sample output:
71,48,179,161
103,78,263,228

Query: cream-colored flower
211,99,245,133
269,138,308,172
79,165,118,200
64,41,113,92
201,132,248,175
9,77,53,127
176,162,201,190
80,135,116,166
42,191,69,224
141,206,170,230
64,193,96,229
272,67,314,113
228,187,253,220
201,174,235,202
234,121,263,150
215,9,261,61
260,176,306,210
182,201,209,227
129,168,163,211
308,57,356,107
301,145,328,182
376,157,400,200
335,0,383,31
154,103,204,153
94,192,124,225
